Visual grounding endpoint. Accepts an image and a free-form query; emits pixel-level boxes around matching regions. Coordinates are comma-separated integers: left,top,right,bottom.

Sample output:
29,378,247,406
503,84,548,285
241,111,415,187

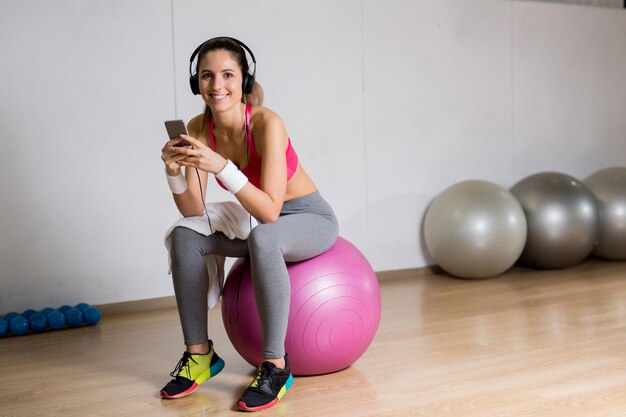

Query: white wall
529,0,624,8
0,0,624,313
364,1,516,268
0,1,178,312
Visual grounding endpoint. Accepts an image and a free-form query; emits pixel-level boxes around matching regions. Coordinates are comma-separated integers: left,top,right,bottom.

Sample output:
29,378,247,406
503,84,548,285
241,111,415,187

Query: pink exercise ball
221,237,381,376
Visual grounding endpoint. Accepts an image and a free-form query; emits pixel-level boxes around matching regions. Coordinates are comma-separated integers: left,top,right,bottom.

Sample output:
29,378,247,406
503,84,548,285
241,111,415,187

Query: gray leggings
169,191,338,358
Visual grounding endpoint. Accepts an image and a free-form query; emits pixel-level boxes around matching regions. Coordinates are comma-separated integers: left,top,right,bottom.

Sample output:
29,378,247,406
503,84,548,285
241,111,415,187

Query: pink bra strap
209,117,216,150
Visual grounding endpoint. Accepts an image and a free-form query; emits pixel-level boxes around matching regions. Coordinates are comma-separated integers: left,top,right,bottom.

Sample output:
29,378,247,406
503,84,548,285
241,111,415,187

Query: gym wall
0,0,624,312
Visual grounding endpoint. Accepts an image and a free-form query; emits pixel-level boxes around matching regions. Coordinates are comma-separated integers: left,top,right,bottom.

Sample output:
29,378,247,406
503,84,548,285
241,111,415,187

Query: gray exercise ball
511,172,598,269
423,180,527,279
584,167,626,260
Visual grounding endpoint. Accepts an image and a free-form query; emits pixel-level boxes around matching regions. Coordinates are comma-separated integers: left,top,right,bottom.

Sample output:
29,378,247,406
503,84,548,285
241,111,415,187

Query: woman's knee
171,226,192,247
170,226,205,260
247,224,280,255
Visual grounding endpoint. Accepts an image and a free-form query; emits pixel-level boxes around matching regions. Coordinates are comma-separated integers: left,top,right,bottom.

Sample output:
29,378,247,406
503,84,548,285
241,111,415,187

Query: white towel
164,201,257,309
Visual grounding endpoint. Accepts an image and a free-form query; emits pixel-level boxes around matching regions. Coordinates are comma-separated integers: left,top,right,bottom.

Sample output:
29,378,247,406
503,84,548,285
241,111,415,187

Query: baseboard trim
376,265,443,281
95,296,177,316
96,265,439,316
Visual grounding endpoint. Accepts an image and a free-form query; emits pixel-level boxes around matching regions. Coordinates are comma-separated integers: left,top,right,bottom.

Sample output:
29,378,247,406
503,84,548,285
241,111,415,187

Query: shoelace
169,351,199,379
250,362,276,391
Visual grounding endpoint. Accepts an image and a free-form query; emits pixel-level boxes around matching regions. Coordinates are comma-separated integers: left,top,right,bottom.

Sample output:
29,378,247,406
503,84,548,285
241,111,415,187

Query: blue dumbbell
40,307,55,316
0,317,8,337
4,312,19,322
29,313,47,333
58,305,72,314
76,303,90,312
64,308,84,328
47,310,66,330
22,309,38,320
9,316,29,336
83,307,102,326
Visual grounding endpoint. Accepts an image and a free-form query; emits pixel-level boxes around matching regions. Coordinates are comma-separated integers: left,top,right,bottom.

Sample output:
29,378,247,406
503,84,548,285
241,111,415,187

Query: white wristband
165,167,188,194
215,160,248,194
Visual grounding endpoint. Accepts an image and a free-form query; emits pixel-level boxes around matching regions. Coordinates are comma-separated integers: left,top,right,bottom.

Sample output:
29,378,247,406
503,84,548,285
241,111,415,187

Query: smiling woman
190,37,263,111
158,37,338,412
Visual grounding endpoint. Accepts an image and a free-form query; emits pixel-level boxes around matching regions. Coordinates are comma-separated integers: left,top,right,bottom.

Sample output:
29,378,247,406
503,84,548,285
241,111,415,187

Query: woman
160,37,338,411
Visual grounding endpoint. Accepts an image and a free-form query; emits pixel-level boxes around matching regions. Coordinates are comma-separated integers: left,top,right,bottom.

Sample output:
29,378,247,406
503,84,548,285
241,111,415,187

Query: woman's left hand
174,134,227,174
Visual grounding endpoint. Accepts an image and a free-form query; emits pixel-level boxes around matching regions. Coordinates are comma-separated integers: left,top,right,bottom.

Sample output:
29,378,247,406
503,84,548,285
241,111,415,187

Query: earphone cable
195,167,224,293
191,107,252,298
245,106,252,233
195,168,213,232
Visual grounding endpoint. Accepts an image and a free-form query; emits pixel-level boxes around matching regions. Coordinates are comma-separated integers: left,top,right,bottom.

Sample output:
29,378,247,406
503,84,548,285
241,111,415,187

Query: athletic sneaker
237,354,294,412
160,340,225,399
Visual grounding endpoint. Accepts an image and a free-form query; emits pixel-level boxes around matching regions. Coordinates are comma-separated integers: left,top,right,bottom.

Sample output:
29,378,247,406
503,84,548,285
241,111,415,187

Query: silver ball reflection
511,172,598,269
424,180,527,279
585,167,626,260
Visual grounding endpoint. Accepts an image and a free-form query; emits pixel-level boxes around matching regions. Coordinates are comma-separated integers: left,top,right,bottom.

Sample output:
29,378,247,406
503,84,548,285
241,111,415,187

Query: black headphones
188,37,257,96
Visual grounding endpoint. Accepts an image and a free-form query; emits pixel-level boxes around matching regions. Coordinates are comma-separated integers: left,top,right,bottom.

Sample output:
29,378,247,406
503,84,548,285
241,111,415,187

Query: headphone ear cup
242,73,254,95
189,74,199,95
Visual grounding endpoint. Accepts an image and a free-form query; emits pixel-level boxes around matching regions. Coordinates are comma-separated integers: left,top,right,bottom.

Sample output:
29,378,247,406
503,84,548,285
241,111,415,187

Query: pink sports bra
209,105,299,191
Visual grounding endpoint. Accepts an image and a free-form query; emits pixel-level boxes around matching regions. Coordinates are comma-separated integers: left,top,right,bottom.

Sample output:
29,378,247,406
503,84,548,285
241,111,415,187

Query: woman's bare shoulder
250,106,284,131
187,113,205,137
249,106,288,156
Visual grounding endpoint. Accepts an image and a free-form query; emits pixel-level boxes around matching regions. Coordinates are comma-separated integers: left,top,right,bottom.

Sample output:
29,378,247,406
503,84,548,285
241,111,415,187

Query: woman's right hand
161,138,190,175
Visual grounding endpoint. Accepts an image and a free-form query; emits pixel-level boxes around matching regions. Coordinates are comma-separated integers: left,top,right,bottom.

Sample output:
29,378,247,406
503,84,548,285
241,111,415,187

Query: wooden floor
2,259,626,416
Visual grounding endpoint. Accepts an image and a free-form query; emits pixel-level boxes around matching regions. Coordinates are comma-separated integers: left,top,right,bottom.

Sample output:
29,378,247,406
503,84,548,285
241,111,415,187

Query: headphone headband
188,36,257,95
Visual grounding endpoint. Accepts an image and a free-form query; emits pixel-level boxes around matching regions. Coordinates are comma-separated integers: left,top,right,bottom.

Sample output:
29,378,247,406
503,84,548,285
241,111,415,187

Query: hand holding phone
164,119,191,147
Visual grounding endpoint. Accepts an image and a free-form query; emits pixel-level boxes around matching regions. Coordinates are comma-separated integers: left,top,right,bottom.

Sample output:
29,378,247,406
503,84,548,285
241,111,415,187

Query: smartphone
164,119,191,147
